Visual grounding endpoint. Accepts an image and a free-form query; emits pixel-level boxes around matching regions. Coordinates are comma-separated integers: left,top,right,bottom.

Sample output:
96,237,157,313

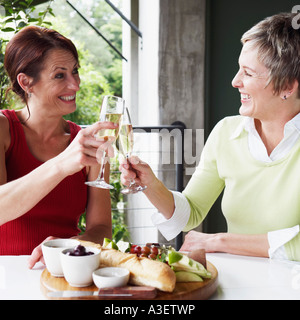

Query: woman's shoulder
0,111,11,152
0,111,10,129
216,115,244,127
210,115,244,136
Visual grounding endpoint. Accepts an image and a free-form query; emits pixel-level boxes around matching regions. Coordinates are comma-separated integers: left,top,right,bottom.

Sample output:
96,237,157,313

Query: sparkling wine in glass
119,107,147,194
85,95,124,189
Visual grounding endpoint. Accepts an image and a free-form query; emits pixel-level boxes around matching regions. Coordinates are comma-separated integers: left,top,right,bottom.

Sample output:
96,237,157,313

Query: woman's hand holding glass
55,121,117,177
120,155,159,193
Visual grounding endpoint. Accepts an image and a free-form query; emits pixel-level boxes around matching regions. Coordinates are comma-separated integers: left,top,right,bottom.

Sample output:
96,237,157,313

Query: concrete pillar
159,0,206,179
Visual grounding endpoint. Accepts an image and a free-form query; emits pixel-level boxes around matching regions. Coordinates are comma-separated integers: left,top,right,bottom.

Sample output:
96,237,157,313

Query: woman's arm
0,121,117,226
0,146,65,225
180,231,269,258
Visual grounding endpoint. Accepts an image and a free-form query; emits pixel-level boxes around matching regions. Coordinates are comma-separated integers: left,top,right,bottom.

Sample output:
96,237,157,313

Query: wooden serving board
40,261,218,300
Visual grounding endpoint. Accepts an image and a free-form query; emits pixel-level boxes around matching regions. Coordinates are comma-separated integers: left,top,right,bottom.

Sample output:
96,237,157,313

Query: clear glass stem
85,150,113,189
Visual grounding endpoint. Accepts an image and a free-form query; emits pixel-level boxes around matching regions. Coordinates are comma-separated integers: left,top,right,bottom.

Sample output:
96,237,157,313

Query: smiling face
232,41,283,121
30,48,80,116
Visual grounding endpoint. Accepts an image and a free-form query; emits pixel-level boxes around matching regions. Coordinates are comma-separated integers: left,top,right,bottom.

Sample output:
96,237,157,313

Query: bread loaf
79,240,176,292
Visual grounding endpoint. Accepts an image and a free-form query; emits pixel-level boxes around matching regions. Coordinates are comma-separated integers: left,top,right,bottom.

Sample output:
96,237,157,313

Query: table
208,253,300,300
0,253,299,300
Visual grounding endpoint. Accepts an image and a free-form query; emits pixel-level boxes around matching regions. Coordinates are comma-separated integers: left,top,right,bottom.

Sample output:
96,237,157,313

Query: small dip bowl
92,267,130,289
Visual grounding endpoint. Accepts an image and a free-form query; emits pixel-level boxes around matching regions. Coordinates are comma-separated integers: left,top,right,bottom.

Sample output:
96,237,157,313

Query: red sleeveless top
0,110,88,255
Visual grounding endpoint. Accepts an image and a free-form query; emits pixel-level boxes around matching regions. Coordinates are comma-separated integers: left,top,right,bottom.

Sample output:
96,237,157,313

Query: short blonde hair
241,12,300,97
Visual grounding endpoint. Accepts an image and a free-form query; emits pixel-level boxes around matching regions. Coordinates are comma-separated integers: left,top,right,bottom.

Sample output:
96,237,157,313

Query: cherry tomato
141,246,150,255
148,253,157,260
130,245,137,254
150,246,159,256
134,246,142,254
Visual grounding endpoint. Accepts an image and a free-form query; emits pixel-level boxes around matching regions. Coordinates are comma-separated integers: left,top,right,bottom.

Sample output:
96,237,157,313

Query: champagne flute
119,107,147,194
85,95,124,189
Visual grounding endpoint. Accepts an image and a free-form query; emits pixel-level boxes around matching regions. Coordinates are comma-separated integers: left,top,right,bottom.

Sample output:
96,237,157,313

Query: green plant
0,39,9,109
77,153,130,243
110,154,130,242
0,0,54,34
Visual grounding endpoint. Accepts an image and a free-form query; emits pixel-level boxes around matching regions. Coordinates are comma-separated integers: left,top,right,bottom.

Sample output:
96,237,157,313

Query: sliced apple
103,238,119,250
168,250,211,278
175,271,203,282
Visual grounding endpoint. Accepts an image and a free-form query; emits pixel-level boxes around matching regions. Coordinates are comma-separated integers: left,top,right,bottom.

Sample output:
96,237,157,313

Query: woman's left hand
180,231,218,253
180,230,269,258
27,236,56,269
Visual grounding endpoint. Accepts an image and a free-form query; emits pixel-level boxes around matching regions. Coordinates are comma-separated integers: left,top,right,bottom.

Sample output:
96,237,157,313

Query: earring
27,91,32,99
283,91,292,100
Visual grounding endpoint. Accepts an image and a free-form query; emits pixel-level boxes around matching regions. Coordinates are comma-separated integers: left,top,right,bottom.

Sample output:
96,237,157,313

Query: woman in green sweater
120,12,300,262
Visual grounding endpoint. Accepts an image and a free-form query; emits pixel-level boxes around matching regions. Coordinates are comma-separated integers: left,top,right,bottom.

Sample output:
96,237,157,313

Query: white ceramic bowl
41,239,80,277
92,267,130,289
60,247,101,287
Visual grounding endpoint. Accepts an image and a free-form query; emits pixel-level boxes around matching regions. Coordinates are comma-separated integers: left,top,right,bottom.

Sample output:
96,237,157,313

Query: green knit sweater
183,116,300,261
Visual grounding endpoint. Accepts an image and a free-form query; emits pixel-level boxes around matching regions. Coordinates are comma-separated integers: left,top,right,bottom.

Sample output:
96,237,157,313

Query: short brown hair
241,12,300,97
4,26,79,103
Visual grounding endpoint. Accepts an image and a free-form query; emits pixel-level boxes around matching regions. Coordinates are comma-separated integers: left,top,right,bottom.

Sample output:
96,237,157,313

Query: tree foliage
0,0,54,109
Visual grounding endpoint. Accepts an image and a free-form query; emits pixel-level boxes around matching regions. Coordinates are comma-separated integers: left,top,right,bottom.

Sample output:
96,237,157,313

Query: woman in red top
0,26,116,267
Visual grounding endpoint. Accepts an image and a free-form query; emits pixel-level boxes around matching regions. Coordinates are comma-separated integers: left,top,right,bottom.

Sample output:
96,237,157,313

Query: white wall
122,0,161,246
122,0,159,127
137,0,159,126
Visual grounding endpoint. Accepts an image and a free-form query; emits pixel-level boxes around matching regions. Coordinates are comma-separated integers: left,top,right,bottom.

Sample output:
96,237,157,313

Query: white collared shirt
231,114,300,163
152,114,300,260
